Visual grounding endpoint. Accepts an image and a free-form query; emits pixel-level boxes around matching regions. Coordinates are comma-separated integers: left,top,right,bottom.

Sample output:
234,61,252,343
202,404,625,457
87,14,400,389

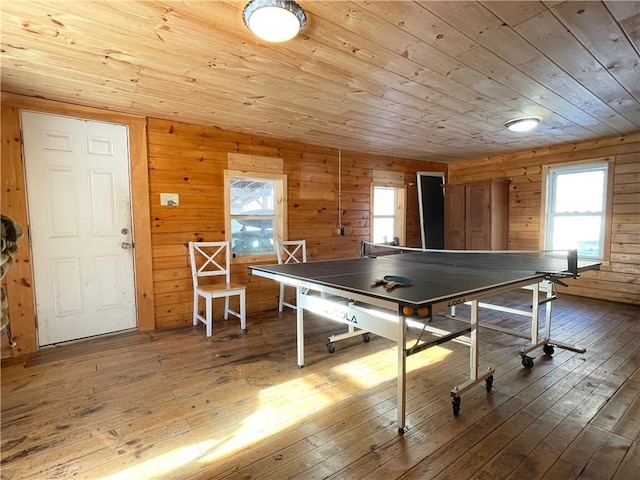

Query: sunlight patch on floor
330,345,452,387
101,344,452,479
196,344,453,464
100,443,202,480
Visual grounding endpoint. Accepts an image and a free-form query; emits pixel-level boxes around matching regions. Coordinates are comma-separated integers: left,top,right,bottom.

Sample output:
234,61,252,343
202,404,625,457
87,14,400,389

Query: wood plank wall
447,133,640,305
2,92,637,358
147,118,446,329
1,94,445,355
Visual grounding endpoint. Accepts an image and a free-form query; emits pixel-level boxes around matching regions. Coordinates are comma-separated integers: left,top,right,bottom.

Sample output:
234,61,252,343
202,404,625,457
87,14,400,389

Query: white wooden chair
189,241,246,337
276,240,307,312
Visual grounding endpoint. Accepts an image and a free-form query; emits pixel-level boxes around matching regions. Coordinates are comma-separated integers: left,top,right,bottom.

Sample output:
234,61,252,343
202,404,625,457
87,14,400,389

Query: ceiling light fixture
505,116,541,132
243,0,307,43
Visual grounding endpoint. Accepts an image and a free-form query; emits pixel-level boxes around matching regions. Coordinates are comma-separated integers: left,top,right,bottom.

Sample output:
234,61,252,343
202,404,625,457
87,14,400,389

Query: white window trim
224,169,287,263
370,184,406,245
540,158,613,262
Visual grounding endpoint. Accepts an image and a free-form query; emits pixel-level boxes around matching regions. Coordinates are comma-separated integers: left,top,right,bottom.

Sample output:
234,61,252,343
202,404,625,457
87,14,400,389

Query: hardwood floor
1,292,638,480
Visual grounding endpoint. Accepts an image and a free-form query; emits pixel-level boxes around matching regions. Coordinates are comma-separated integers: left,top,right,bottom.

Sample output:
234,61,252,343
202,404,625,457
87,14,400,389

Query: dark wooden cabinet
444,184,466,250
444,179,509,250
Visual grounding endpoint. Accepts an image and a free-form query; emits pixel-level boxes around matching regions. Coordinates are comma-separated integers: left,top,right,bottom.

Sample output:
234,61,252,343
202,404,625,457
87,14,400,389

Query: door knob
121,242,132,249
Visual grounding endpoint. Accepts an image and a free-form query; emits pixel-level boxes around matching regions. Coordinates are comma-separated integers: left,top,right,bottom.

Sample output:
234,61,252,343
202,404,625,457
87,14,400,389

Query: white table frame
252,270,548,433
449,280,586,368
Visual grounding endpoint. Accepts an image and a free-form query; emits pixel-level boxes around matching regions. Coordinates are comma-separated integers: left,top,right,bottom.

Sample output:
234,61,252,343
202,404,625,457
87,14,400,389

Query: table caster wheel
521,355,534,369
326,342,335,354
543,344,555,356
485,375,494,392
452,396,461,417
362,333,371,343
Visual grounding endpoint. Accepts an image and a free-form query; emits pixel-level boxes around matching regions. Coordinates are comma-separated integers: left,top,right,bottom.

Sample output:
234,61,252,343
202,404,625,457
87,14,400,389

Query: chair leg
224,296,230,320
240,290,246,331
205,296,213,337
193,291,199,326
279,283,285,312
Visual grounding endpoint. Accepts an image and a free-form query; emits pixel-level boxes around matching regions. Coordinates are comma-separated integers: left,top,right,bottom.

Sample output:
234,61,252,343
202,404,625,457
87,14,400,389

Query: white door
20,111,137,346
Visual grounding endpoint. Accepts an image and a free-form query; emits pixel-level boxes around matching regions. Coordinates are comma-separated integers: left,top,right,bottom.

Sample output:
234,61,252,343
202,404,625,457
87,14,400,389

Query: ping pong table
250,244,600,433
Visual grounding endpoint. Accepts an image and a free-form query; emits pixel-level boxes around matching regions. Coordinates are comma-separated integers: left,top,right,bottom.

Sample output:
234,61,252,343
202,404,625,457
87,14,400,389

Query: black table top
250,253,600,308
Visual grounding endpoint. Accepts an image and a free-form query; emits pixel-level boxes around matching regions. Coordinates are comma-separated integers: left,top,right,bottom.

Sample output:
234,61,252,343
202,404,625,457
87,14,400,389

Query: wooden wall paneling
450,133,640,177
372,169,405,186
562,274,637,303
146,117,446,328
449,136,624,172
447,134,640,304
227,153,284,174
149,169,223,188
1,103,37,357
0,93,154,357
509,175,542,250
147,118,282,157
3,91,635,348
611,152,640,274
0,93,440,336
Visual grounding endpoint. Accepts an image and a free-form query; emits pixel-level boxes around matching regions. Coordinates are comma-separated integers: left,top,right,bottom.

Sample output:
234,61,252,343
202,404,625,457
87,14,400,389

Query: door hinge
27,224,32,247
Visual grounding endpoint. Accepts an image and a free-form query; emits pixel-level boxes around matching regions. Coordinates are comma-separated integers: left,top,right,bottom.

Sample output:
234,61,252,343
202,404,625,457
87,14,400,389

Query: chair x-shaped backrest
277,240,307,265
189,241,231,286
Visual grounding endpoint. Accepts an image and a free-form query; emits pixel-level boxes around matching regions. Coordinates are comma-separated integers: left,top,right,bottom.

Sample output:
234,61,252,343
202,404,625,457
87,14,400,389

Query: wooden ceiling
2,1,639,163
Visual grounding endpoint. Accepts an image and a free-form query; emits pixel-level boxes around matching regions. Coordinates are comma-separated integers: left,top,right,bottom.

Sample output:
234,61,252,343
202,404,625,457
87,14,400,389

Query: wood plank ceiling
2,1,639,163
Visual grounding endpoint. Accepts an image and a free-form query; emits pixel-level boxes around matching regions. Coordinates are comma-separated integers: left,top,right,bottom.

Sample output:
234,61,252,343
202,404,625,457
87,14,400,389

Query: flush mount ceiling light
505,116,541,132
243,0,307,42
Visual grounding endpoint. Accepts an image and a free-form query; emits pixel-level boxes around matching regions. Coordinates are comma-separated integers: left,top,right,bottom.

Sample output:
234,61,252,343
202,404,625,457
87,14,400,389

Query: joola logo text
321,307,358,325
447,298,466,307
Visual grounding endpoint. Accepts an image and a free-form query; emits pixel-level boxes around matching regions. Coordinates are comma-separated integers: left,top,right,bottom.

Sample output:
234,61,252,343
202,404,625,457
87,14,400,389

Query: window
224,170,287,259
544,161,610,259
371,185,406,245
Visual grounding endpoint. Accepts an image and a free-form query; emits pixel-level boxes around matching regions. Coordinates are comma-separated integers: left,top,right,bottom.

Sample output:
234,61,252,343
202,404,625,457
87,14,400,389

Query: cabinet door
444,184,466,249
465,182,492,250
489,180,509,250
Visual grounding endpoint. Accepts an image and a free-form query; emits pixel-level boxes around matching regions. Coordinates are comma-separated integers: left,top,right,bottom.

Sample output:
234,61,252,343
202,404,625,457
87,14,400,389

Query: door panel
444,185,466,250
48,167,79,236
21,111,136,346
466,182,491,250
51,257,83,315
89,169,118,235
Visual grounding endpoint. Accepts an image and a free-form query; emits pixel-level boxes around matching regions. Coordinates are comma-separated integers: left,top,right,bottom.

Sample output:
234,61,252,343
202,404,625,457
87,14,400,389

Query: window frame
370,184,406,245
540,158,613,261
224,169,287,263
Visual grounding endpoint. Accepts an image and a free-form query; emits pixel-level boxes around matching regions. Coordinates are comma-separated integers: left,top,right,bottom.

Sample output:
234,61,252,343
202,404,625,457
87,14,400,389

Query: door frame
417,171,445,249
1,93,154,357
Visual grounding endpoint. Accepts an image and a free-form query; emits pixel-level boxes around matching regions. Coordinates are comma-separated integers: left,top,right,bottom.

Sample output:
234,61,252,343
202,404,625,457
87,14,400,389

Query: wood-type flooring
1,292,638,479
